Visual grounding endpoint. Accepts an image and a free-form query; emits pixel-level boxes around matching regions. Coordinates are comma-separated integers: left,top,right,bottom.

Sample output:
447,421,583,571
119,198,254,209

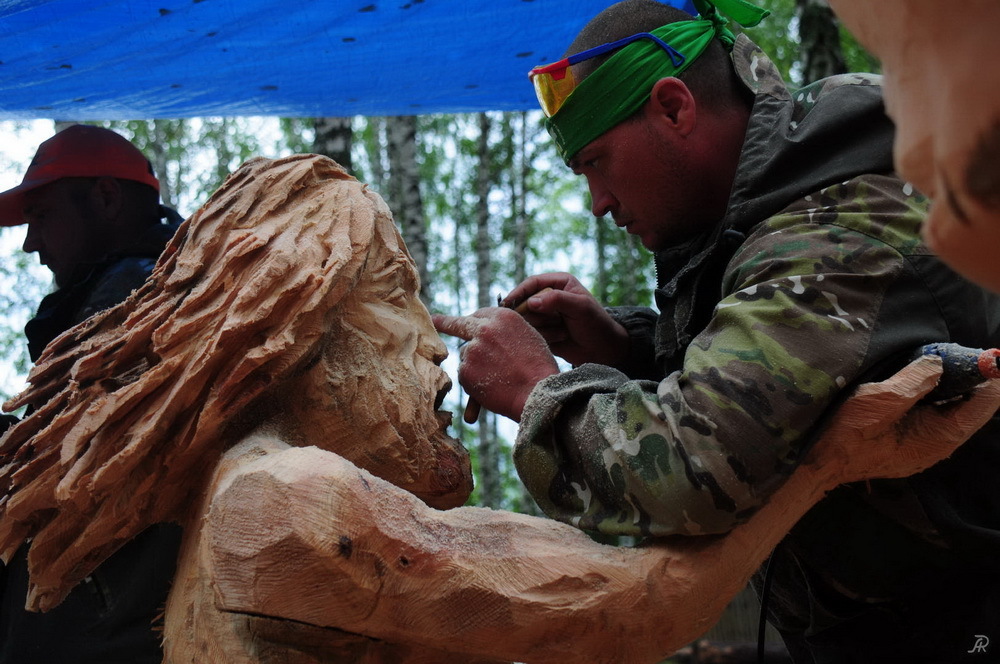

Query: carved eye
385,286,408,307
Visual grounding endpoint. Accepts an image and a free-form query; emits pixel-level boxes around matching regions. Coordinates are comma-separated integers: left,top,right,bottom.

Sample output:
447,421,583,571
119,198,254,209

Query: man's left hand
433,308,559,422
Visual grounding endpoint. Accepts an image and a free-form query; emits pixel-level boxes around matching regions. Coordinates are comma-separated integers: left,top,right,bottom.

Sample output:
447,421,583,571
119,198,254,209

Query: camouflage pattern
512,36,986,539
515,173,933,537
729,34,788,101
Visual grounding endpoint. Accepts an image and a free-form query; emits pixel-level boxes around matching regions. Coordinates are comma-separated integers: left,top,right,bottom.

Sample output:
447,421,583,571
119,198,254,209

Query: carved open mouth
433,378,451,412
433,379,455,432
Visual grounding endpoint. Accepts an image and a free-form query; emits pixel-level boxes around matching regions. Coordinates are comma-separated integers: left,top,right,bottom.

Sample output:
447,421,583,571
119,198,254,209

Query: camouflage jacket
515,36,1000,658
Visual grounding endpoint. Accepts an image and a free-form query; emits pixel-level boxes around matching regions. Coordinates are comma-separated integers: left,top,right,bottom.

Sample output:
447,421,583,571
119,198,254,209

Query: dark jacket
1,216,183,664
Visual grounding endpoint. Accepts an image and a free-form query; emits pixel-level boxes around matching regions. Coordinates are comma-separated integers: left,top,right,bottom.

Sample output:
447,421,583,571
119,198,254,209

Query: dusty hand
433,308,559,422
502,273,630,368
808,355,1000,482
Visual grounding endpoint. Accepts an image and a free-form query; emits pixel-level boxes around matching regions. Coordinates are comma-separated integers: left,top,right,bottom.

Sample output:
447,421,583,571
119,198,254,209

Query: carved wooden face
281,220,472,510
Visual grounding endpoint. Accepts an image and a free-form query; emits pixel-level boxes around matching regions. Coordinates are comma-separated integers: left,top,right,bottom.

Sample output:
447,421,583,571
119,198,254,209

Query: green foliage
278,118,315,155
744,0,878,87
458,421,531,511
97,118,304,214
0,122,56,403
93,119,201,212
0,229,49,404
839,24,880,75
748,0,799,83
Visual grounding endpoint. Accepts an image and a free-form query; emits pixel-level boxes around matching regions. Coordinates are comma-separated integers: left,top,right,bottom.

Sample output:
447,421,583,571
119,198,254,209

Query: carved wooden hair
0,155,398,610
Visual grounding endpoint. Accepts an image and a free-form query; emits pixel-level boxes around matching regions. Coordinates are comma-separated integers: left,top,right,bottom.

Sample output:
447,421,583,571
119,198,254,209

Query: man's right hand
502,272,630,368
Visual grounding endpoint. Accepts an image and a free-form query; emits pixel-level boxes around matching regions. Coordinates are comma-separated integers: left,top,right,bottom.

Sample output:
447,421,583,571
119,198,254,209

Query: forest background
0,0,874,558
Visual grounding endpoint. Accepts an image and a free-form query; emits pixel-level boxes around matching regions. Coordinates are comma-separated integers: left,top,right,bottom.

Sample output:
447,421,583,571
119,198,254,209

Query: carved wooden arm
208,357,1000,663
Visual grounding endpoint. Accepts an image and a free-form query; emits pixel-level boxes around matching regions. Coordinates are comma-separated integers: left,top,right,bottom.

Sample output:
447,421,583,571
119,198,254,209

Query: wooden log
208,356,1000,664
164,435,499,664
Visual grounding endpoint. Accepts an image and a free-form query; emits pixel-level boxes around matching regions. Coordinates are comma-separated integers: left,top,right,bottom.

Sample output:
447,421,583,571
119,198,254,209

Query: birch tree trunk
511,112,541,516
363,117,388,196
474,112,501,508
312,116,353,174
511,112,530,287
796,0,846,83
145,120,185,211
386,115,431,305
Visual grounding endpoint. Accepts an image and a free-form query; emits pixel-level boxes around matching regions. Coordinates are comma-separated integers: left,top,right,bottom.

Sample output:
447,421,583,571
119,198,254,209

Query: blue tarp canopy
0,0,695,120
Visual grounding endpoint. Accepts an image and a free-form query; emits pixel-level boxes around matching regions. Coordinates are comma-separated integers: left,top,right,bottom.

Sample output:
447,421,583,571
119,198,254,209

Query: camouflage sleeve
513,174,940,537
604,306,660,380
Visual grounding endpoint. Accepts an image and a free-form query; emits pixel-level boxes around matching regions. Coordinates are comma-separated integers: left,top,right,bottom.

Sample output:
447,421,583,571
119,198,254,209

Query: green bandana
545,0,769,161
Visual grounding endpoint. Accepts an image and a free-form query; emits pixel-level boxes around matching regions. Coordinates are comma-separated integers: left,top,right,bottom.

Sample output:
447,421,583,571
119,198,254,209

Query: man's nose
588,179,616,218
22,223,42,253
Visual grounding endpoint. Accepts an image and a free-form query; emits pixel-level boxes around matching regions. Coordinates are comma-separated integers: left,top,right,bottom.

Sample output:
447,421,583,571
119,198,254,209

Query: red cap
0,124,160,227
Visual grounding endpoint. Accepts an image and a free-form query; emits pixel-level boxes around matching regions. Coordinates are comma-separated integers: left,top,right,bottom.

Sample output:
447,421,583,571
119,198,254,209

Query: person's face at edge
22,179,109,287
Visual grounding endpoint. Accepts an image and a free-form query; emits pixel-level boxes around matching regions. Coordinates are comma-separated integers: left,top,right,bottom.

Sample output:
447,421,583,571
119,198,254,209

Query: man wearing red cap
0,123,183,361
0,124,182,663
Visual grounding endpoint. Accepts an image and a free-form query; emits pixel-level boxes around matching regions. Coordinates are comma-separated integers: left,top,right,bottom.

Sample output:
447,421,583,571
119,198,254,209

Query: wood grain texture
0,154,472,639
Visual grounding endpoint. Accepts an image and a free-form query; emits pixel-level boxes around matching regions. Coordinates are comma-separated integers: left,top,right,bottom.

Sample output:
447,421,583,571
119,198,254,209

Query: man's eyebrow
567,146,596,172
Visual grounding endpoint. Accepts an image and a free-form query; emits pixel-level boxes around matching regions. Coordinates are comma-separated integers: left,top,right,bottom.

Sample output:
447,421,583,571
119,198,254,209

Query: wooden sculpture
827,0,1000,291
0,154,475,661
2,154,999,664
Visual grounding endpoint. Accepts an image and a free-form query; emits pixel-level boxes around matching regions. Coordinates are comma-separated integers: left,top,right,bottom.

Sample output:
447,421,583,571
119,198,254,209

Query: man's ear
648,77,697,137
90,176,124,220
